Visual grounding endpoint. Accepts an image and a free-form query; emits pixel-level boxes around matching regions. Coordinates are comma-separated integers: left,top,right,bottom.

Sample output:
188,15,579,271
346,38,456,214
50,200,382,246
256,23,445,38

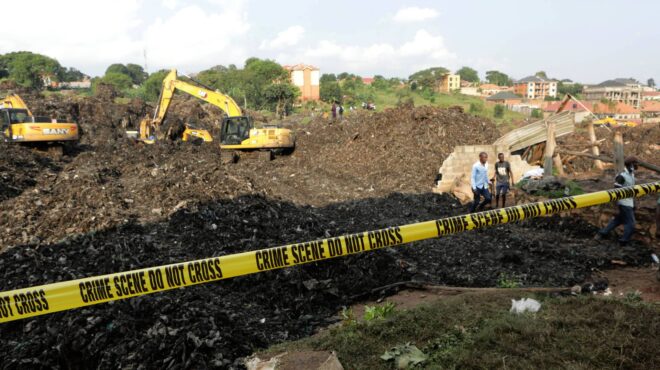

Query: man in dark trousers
595,156,639,246
493,153,514,208
470,152,492,212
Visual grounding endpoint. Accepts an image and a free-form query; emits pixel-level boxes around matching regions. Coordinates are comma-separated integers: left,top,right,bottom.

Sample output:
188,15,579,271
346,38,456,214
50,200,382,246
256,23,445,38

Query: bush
531,108,543,118
469,102,484,114
494,104,505,118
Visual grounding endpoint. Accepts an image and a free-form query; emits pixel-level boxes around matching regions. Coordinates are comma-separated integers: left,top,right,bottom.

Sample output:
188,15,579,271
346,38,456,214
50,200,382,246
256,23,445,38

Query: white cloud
162,0,179,10
144,4,250,72
393,7,439,23
0,0,251,76
298,29,455,76
259,26,305,50
0,0,143,75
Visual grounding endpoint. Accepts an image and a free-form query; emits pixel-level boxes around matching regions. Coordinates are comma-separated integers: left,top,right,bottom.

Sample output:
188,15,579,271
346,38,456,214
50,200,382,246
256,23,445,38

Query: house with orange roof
542,99,594,123
591,101,640,121
642,91,660,101
283,64,320,101
641,100,660,123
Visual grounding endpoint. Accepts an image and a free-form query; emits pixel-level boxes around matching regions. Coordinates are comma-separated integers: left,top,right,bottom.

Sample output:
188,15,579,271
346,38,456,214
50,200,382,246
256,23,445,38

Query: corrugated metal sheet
494,112,575,152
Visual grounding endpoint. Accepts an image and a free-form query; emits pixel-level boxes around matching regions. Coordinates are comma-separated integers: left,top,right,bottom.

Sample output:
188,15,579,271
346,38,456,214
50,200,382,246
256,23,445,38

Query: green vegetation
0,51,66,88
267,292,660,369
456,66,479,83
497,273,521,288
485,70,513,86
364,302,396,321
408,67,449,90
196,58,299,114
494,104,505,118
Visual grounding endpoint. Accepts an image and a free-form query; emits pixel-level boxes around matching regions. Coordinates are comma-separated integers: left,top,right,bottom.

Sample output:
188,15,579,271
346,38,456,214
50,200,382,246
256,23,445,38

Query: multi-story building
437,74,460,93
583,79,643,108
513,76,558,99
283,64,320,101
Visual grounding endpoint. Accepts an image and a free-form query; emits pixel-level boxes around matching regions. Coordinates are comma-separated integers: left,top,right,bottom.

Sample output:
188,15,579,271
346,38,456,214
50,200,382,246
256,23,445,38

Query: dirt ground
0,93,658,369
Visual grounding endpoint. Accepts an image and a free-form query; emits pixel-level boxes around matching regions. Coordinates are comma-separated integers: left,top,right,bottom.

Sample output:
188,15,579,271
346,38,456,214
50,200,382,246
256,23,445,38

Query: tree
319,73,337,83
456,66,479,83
371,75,389,90
263,83,299,117
408,67,449,90
61,67,85,82
0,51,64,88
531,108,543,118
535,71,548,79
648,78,656,88
98,72,133,91
105,63,130,76
126,64,147,85
141,70,169,102
485,70,512,86
320,81,341,102
558,81,583,97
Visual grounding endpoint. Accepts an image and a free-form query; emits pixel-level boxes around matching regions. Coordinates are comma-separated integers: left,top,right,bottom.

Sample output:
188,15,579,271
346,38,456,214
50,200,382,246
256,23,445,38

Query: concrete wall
433,145,539,200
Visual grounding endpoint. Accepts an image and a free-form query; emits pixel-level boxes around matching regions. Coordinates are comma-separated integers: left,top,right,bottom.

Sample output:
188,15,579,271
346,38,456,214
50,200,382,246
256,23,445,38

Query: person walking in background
470,152,492,212
493,153,514,208
595,156,639,246
338,103,344,120
331,101,337,121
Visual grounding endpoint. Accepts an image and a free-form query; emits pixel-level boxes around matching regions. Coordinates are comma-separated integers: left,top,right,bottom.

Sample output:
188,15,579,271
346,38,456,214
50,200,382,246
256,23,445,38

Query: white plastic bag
510,298,541,314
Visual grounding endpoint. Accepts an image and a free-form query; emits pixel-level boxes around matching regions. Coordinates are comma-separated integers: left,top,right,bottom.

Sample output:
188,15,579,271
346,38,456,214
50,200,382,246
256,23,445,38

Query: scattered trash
510,298,542,314
381,343,428,369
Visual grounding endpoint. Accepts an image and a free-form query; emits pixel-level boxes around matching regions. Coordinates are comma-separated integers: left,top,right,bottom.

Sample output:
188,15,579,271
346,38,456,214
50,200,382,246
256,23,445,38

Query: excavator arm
147,69,243,130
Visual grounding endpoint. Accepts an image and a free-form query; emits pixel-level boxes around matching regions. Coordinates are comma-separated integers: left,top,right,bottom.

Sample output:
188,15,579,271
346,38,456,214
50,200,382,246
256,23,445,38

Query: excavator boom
137,69,295,155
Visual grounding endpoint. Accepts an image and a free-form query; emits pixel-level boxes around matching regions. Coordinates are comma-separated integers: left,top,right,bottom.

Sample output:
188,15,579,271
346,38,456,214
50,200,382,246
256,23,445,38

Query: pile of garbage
0,191,650,368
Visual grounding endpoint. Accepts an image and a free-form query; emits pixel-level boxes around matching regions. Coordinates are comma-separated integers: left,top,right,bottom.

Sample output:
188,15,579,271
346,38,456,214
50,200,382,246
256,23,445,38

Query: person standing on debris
338,103,344,120
470,152,492,212
493,153,514,208
331,102,337,121
595,156,639,246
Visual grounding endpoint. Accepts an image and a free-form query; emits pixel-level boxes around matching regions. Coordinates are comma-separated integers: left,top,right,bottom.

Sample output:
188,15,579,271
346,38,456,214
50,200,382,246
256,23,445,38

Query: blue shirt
471,161,490,190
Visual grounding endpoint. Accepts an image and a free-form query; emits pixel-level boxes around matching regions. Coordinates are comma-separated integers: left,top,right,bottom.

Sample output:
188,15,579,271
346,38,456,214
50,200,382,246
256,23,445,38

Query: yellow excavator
135,69,295,158
1,94,79,146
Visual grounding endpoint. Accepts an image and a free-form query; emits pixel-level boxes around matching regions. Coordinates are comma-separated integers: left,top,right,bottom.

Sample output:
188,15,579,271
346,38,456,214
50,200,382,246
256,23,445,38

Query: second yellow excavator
135,69,295,157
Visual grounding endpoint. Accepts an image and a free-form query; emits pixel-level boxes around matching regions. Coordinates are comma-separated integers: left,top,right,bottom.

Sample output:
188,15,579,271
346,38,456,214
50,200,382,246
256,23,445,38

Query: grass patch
268,291,660,369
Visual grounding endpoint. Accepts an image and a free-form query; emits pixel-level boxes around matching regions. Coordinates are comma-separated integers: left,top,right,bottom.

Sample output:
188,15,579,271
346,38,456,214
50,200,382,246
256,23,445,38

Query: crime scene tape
1,182,658,323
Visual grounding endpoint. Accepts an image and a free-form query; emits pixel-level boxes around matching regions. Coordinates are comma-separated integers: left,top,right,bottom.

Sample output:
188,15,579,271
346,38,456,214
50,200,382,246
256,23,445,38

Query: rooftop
517,75,556,83
543,100,593,112
641,100,660,112
591,101,640,114
486,91,521,101
283,63,319,71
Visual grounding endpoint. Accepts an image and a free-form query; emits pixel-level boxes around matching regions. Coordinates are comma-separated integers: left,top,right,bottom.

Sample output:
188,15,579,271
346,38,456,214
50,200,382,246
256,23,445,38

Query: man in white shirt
469,152,492,212
595,156,638,246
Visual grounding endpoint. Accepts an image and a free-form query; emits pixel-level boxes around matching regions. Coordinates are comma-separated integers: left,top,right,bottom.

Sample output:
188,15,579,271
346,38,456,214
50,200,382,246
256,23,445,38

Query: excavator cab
220,116,252,145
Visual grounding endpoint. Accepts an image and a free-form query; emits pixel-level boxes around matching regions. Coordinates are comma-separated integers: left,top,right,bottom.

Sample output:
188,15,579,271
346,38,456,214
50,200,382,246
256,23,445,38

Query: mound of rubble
0,192,650,369
247,106,500,205
559,123,660,173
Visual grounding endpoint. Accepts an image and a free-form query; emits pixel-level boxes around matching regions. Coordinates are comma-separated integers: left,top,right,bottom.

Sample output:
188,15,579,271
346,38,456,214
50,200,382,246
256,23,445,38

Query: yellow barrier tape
1,182,658,323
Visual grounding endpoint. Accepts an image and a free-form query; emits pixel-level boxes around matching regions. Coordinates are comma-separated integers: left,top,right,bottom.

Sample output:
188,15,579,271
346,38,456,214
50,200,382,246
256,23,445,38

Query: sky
0,0,658,84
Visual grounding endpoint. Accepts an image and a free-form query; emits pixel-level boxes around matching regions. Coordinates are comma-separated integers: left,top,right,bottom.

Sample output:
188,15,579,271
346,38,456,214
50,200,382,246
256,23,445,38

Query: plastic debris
381,343,427,369
510,298,542,314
